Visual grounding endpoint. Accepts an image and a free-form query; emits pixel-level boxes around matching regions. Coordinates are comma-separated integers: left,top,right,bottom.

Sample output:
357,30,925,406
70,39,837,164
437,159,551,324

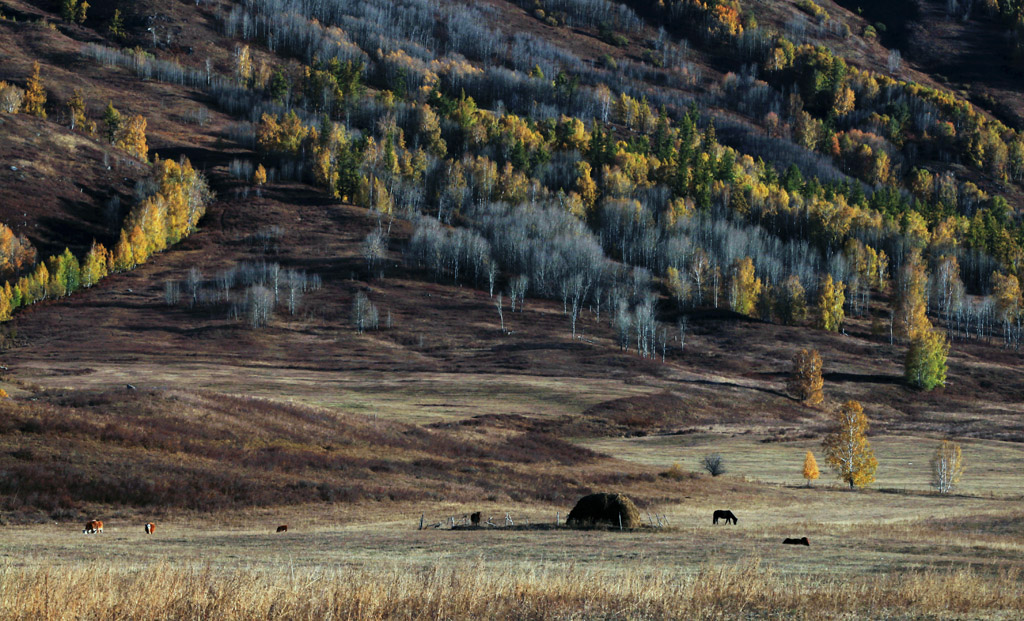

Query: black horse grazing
783,537,810,546
712,510,737,525
470,511,481,526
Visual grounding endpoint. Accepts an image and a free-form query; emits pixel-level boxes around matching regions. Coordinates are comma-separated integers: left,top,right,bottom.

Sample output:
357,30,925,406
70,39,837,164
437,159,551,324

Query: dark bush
702,454,726,476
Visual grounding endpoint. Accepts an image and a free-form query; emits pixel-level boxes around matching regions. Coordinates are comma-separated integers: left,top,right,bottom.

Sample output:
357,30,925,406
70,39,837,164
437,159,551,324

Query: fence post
419,514,424,530
618,512,623,531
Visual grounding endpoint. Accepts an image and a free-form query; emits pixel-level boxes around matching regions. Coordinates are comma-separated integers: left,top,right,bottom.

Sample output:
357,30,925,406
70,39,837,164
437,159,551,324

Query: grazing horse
783,537,810,546
712,510,737,525
145,523,155,535
83,520,103,534
470,512,481,526
276,525,288,533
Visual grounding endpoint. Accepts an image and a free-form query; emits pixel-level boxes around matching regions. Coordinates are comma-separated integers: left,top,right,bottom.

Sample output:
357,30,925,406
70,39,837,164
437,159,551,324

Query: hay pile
566,493,641,529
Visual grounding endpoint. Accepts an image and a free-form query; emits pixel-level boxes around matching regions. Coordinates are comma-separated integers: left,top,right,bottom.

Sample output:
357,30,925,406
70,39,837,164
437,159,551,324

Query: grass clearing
581,433,1024,496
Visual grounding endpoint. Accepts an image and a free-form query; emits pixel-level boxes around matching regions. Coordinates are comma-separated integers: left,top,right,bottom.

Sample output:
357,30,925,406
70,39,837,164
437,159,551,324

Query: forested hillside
0,0,1022,516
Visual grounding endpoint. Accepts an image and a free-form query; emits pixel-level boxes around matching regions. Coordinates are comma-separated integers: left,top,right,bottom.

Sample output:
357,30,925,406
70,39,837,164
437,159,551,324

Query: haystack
566,492,641,529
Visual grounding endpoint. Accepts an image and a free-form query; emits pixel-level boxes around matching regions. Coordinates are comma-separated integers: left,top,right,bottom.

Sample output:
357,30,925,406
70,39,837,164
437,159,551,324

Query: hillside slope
0,0,1021,527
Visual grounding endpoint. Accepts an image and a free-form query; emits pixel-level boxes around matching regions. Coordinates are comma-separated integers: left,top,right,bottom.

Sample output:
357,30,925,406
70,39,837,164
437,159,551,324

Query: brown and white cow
83,520,103,534
276,525,288,533
145,522,155,535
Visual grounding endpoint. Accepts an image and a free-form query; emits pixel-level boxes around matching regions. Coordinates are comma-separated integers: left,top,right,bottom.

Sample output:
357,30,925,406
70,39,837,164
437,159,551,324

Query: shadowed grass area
0,389,636,516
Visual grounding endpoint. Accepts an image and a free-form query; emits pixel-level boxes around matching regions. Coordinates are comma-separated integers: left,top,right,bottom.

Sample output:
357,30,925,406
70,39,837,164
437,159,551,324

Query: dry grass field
1,485,1023,619
1,559,1019,620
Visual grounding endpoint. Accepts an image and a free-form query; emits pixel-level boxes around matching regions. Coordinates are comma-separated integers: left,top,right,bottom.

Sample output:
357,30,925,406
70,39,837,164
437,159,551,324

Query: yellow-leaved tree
80,241,109,287
992,271,1022,330
575,161,597,213
894,249,928,342
21,62,46,118
117,114,148,161
253,164,267,187
816,274,845,332
112,228,134,272
931,440,964,494
802,450,819,487
787,348,824,406
822,400,877,489
0,283,12,322
729,256,761,317
417,103,446,158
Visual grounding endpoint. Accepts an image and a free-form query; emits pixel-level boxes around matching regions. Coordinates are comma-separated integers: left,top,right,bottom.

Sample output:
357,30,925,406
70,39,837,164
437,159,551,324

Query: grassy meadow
1,426,1022,619
582,432,1024,495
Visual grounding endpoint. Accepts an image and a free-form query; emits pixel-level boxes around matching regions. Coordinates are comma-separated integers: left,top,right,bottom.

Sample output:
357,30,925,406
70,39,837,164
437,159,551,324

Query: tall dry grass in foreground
0,560,1021,620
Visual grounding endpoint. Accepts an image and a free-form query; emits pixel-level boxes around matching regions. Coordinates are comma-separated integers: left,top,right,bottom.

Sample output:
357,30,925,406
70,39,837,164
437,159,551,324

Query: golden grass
4,501,1021,583
0,560,1020,620
583,433,1024,496
8,363,658,425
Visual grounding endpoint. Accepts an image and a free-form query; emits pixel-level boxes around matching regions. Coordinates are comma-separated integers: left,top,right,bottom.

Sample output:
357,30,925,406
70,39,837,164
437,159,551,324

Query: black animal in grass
783,537,810,546
470,512,481,526
712,510,737,525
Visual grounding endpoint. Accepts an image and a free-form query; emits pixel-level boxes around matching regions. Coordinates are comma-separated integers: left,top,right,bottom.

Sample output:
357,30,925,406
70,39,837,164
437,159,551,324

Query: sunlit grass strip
0,560,1020,620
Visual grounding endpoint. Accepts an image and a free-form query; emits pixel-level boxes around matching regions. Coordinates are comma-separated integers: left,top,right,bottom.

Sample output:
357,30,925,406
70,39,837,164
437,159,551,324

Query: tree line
0,61,211,320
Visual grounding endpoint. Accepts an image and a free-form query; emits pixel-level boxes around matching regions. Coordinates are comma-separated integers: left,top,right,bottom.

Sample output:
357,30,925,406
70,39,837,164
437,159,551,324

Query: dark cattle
783,537,810,546
470,512,481,526
712,510,737,525
276,525,288,533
